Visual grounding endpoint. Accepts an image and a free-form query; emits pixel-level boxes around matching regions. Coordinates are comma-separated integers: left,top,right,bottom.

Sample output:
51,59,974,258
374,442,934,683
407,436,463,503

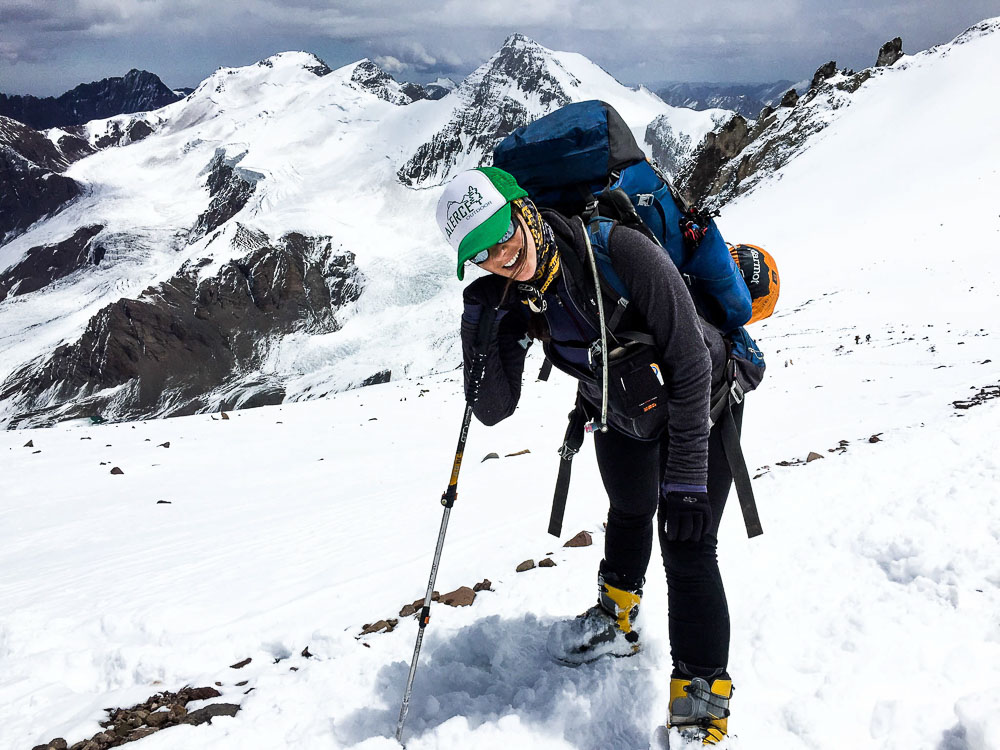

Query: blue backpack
494,99,753,334
493,100,765,539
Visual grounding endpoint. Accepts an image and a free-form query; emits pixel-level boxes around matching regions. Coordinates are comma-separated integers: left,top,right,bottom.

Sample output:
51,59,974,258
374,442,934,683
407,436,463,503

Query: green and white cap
436,167,528,280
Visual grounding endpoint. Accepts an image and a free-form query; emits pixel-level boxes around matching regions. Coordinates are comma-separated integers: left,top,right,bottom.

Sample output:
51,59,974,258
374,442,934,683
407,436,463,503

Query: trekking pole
395,305,498,747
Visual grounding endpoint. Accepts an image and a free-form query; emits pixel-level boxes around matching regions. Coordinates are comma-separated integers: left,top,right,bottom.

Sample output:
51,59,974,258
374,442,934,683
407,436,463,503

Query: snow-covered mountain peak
252,50,333,76
345,59,414,105
397,34,726,188
457,33,576,107
194,51,331,97
429,77,457,91
500,31,536,49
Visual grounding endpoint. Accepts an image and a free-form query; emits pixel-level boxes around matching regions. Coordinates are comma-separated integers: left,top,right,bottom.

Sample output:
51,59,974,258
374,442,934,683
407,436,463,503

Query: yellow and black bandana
511,197,559,295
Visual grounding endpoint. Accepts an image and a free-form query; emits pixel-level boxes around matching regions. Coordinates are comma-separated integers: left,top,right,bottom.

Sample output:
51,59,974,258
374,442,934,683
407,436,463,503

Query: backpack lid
494,100,645,196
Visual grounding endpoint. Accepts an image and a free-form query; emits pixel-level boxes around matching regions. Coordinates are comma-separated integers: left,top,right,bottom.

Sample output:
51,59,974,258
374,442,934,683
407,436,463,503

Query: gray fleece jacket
461,210,727,488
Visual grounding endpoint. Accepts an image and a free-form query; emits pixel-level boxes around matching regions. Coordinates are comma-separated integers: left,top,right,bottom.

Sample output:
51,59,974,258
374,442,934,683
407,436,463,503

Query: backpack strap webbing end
717,396,763,538
548,398,589,537
538,357,553,382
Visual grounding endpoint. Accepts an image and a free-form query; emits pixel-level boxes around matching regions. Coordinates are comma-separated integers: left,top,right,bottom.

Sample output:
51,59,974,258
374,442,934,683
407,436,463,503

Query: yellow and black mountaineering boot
545,572,642,664
668,676,732,745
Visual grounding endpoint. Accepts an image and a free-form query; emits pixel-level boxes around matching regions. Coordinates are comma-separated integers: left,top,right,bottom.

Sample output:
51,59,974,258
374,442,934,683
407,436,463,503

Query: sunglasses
468,219,520,266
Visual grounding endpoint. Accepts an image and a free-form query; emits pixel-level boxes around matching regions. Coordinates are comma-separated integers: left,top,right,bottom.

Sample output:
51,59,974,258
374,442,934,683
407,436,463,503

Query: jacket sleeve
461,277,531,426
608,225,714,488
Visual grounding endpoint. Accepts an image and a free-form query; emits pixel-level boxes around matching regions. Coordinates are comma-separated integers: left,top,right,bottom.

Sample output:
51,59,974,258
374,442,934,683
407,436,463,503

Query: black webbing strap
538,358,553,382
715,388,764,539
615,330,655,346
548,399,589,537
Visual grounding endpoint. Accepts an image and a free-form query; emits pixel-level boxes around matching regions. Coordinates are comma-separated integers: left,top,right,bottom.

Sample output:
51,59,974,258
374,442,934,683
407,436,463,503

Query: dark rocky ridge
644,115,693,175
0,69,182,130
0,228,363,426
677,38,901,209
0,116,95,243
0,225,104,302
191,151,260,240
677,115,754,206
398,33,575,187
91,117,157,149
395,80,452,102
350,60,414,105
422,81,454,100
780,89,800,108
876,38,904,67
400,82,428,102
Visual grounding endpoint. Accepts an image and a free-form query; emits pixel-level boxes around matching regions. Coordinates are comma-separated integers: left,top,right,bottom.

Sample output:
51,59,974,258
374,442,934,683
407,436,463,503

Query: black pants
593,402,742,678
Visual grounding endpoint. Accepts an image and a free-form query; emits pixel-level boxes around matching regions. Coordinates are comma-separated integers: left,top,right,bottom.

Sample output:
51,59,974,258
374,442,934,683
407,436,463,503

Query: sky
1,1,999,96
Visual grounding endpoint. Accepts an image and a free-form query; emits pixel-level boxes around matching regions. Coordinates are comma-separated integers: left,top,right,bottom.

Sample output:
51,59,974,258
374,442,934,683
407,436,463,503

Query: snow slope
2,18,1000,750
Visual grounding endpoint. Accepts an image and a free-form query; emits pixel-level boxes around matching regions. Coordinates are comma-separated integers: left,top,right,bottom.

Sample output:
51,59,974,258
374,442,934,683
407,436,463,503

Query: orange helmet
729,243,779,324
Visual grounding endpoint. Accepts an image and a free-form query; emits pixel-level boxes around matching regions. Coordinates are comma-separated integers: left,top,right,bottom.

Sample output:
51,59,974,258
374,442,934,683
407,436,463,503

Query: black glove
462,276,511,326
662,486,712,542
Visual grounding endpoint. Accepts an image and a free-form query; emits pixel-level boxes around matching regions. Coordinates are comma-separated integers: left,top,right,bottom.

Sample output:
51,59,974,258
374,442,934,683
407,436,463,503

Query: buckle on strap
557,443,579,460
671,678,731,725
588,340,604,368
730,378,745,405
725,358,744,405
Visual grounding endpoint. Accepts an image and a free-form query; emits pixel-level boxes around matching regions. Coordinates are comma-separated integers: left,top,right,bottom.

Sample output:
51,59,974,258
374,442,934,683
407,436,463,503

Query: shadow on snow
335,613,658,749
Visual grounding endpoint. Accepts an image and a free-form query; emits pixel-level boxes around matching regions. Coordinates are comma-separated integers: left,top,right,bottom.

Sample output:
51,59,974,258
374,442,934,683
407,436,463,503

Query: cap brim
456,202,512,281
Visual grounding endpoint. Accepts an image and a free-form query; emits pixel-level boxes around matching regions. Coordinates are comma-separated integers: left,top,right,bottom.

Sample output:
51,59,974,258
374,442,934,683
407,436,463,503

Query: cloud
370,39,467,76
374,55,406,75
1,3,51,22
2,0,996,95
0,39,32,64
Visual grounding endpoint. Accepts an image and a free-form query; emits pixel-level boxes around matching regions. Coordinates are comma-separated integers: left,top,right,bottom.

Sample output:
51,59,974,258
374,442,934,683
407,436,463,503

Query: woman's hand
662,485,712,542
462,276,511,326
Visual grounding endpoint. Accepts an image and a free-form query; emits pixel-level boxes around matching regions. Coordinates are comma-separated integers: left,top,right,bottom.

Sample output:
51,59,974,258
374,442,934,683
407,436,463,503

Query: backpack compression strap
710,362,763,538
548,397,589,537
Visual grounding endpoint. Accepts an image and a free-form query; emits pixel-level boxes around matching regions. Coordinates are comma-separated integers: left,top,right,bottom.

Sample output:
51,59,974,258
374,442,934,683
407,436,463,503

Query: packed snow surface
3,19,1000,750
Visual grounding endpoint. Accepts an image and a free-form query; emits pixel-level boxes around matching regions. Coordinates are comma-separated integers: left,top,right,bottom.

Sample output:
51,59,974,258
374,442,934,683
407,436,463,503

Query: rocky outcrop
780,88,799,108
0,116,94,243
0,69,182,130
33,685,239,749
0,225,104,301
678,42,899,209
0,229,363,426
350,60,414,105
676,115,752,207
90,117,157,149
810,61,838,90
191,150,260,240
423,79,456,100
400,82,427,102
876,37,904,67
397,34,575,187
303,59,333,77
644,115,693,175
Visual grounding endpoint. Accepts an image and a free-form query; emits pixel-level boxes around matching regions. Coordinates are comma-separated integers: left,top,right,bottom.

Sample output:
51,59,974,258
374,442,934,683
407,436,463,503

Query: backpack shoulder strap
584,218,631,334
